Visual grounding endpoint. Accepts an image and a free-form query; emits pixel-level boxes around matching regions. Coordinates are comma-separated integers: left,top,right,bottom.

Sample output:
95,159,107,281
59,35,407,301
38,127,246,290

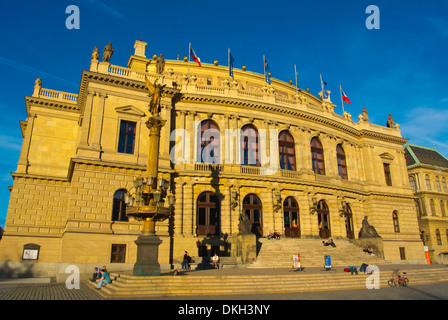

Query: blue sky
0,0,447,228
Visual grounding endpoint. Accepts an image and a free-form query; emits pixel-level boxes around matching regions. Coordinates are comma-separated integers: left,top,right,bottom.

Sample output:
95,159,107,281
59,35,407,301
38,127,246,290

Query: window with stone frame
278,130,296,171
112,189,128,221
426,175,432,190
311,137,325,175
111,244,126,263
118,120,136,154
336,144,348,180
393,211,400,233
383,163,392,186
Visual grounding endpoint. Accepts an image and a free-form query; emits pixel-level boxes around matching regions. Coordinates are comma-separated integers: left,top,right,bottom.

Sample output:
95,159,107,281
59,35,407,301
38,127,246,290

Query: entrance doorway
284,197,300,238
197,192,220,236
344,204,354,239
317,200,331,238
243,194,263,236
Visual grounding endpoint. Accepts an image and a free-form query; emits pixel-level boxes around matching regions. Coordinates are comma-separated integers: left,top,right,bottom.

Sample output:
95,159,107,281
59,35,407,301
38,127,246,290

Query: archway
243,194,263,236
284,197,300,238
317,200,331,238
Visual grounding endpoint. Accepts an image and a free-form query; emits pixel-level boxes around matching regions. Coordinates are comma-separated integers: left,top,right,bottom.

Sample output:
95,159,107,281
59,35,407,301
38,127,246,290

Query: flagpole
188,42,191,78
263,55,266,81
228,48,231,83
320,74,323,100
294,64,299,93
340,84,345,113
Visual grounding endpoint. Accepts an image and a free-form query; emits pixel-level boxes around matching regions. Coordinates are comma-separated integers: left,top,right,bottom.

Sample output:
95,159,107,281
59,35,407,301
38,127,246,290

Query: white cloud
400,107,448,155
78,0,126,20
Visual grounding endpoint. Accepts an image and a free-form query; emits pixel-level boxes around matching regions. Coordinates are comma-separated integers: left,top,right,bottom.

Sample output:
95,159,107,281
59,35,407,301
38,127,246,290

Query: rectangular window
383,163,392,186
118,120,136,154
111,244,126,263
399,247,406,260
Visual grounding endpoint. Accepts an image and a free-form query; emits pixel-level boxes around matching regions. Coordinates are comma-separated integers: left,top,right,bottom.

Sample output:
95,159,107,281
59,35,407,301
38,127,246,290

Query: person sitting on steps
323,238,336,247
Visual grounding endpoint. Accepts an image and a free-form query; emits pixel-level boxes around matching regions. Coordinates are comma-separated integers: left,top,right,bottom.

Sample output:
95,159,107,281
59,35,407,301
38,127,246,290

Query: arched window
430,199,436,216
243,194,263,235
441,200,446,217
344,204,354,239
311,137,325,175
436,177,441,191
436,229,442,245
198,120,220,164
336,144,348,180
283,197,300,238
443,178,447,192
317,200,331,238
279,131,296,171
426,175,432,190
393,211,400,233
409,175,417,192
112,189,128,221
241,125,259,167
197,192,220,236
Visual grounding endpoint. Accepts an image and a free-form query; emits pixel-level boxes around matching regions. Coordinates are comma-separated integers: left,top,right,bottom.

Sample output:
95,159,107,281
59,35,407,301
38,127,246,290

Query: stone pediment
379,152,395,161
115,105,146,117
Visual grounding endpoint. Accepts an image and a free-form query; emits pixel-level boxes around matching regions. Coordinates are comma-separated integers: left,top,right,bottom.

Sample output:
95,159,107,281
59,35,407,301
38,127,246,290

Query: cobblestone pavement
0,282,104,300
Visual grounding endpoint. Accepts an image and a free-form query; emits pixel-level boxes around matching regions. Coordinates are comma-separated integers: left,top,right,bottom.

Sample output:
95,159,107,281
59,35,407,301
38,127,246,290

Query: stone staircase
91,267,448,298
248,238,387,268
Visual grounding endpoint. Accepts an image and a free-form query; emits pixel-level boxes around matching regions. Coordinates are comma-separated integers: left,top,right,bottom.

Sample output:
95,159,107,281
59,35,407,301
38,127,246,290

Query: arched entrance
283,197,300,238
317,200,331,238
197,192,220,236
243,194,262,236
343,204,354,239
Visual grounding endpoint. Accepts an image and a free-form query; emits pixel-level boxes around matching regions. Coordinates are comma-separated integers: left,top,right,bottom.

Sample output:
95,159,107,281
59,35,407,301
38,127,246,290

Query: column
17,114,36,173
91,93,107,151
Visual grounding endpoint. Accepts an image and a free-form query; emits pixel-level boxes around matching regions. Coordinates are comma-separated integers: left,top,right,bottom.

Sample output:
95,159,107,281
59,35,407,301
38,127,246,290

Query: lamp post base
133,234,163,276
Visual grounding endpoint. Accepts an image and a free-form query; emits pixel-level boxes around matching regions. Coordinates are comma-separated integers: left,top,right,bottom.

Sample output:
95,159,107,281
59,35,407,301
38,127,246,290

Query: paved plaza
1,264,448,301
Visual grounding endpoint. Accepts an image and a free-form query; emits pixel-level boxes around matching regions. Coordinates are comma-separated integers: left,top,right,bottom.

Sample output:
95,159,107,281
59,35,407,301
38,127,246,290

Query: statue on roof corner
145,77,166,116
386,114,395,128
102,42,114,62
156,54,165,74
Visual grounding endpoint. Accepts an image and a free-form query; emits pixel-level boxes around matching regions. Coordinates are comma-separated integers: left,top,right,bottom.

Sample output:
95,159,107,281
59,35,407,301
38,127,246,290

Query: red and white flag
340,87,351,103
190,46,201,67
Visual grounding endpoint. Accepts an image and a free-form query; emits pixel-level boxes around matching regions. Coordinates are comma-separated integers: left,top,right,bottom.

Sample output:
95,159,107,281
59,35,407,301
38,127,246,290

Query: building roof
404,144,448,169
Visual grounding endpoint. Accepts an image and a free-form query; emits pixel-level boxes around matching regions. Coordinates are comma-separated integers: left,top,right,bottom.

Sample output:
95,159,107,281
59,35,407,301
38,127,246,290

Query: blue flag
321,75,328,99
264,57,271,85
229,50,235,79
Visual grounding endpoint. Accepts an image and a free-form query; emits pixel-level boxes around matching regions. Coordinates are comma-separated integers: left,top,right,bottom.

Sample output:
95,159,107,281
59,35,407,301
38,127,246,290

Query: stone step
92,268,448,297
249,238,386,268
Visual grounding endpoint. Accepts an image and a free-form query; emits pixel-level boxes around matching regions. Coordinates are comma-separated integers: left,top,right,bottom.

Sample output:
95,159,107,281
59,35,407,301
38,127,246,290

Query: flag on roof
320,75,328,99
190,46,201,67
264,56,271,85
229,49,235,79
340,87,351,103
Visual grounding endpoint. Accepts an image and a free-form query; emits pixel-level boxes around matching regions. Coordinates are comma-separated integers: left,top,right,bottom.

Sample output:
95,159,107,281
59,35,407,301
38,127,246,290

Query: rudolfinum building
0,41,426,279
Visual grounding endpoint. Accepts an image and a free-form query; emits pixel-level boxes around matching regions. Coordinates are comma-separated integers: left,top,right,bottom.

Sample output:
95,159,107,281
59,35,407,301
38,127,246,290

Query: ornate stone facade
405,144,448,263
0,41,427,279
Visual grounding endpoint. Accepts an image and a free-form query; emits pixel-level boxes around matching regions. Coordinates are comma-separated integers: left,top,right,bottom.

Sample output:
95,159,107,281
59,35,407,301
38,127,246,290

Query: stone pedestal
133,234,163,276
236,234,257,264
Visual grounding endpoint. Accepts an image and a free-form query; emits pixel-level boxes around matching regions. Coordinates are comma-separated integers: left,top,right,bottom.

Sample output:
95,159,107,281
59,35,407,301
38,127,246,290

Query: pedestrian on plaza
91,267,101,282
182,251,190,270
211,253,220,269
349,266,358,275
323,238,336,247
96,266,111,290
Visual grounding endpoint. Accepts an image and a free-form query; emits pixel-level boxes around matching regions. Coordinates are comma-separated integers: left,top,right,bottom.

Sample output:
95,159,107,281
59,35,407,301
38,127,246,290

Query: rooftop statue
386,113,395,128
103,42,114,62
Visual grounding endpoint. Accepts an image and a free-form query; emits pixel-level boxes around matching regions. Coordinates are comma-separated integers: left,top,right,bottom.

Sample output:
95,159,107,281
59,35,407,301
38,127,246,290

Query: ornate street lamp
124,77,173,276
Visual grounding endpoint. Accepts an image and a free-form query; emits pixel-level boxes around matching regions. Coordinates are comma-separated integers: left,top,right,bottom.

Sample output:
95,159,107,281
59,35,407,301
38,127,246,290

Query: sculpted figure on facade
145,77,166,116
103,42,114,62
156,54,165,74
